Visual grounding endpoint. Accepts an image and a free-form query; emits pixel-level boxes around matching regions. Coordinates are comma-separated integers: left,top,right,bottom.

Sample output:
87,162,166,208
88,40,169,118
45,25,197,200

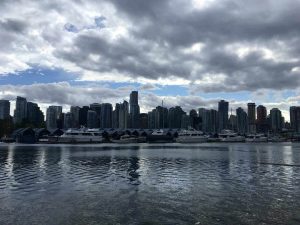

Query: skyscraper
64,112,73,129
90,103,101,127
129,91,140,128
119,100,129,129
14,96,27,124
27,102,44,126
247,103,256,133
218,100,229,131
270,108,283,133
112,103,120,128
46,106,62,129
79,106,90,127
154,106,168,129
139,113,148,129
100,103,112,128
181,114,191,129
236,107,248,134
169,106,185,128
70,106,80,128
87,110,97,128
257,105,268,133
0,100,10,120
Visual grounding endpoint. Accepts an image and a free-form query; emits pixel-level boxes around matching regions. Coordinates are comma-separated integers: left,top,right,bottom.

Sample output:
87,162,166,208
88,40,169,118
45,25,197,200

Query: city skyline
1,90,299,135
1,0,300,121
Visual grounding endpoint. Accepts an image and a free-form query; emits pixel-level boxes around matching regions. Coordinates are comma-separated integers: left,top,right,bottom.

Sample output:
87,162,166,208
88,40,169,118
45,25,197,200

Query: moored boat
176,128,208,143
49,128,104,143
245,134,268,142
219,130,245,142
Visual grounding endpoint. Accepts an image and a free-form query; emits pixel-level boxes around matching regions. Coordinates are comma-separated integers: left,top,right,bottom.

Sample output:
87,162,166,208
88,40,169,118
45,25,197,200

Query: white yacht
50,128,104,143
176,128,208,143
111,134,139,143
147,129,174,143
219,130,245,142
245,134,268,142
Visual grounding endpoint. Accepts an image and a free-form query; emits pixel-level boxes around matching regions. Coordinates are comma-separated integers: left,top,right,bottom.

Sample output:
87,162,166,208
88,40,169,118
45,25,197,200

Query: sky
1,0,300,120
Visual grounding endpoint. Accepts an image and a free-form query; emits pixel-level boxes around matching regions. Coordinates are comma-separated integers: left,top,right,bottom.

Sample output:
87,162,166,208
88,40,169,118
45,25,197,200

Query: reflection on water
0,143,300,225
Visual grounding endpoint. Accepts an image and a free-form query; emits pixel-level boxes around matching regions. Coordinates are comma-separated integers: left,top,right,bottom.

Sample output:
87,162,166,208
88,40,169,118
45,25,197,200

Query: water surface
0,143,300,225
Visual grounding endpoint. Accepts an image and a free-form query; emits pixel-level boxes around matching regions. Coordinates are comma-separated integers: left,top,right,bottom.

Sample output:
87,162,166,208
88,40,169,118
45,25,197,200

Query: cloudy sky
1,0,300,120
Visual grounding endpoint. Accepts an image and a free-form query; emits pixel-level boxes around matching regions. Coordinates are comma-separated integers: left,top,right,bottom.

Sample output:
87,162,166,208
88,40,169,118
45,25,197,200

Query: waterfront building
64,112,73,129
139,113,148,129
14,96,27,124
218,100,229,131
0,100,10,120
27,102,44,127
148,110,156,129
87,110,97,128
169,106,185,128
129,91,140,128
100,103,112,128
181,114,191,129
270,108,283,133
79,106,89,127
113,103,120,128
155,106,168,129
290,106,300,133
247,103,256,133
119,101,129,129
90,103,101,127
236,107,248,134
228,114,237,131
208,109,218,134
46,106,62,129
70,106,81,128
256,105,268,133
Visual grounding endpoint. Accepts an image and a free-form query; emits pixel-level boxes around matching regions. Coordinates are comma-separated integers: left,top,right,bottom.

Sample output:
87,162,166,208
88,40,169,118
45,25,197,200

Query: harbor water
0,143,300,225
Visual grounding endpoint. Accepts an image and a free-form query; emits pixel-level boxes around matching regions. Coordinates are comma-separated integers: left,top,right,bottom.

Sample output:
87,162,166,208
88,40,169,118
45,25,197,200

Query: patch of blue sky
0,67,78,85
199,91,251,101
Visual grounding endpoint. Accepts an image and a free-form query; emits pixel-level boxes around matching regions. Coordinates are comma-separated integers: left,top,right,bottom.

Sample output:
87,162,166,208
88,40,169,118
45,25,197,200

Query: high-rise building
119,101,129,129
236,107,248,134
139,113,148,129
79,106,89,127
70,106,80,128
64,112,73,129
257,105,268,133
270,108,283,133
208,109,218,134
46,106,62,129
129,91,140,128
181,114,191,129
27,102,44,126
290,106,300,133
199,108,218,133
112,103,120,128
90,103,101,127
247,103,256,133
169,106,185,128
228,114,237,131
218,100,229,131
14,96,27,124
154,106,168,129
198,108,209,132
87,110,97,128
100,103,112,128
0,100,10,120
148,110,156,129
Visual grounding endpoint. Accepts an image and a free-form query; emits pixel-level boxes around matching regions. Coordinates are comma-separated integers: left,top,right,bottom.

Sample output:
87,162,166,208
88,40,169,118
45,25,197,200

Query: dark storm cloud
51,0,300,92
1,0,300,93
